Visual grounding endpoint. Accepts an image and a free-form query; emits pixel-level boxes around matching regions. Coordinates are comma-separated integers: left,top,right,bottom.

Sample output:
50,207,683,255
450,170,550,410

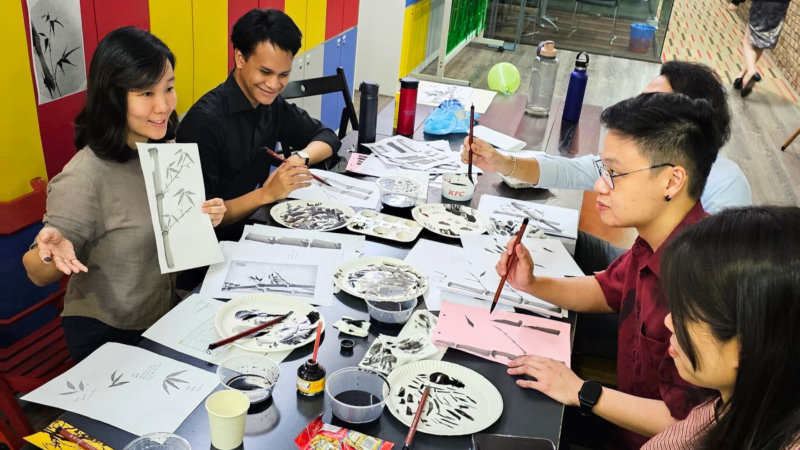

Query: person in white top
461,61,752,272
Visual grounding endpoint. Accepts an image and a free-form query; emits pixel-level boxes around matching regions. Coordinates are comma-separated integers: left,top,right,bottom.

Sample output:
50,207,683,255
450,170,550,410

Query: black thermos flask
358,81,380,146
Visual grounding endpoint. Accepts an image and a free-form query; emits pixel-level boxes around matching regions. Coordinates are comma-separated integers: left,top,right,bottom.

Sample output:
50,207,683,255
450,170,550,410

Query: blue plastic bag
423,99,479,135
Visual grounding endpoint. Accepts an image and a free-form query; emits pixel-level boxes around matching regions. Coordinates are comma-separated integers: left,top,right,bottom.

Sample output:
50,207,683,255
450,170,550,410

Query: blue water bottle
563,52,589,122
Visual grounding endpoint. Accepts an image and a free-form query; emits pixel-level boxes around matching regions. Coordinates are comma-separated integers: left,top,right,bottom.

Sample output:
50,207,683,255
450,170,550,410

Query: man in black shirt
177,8,341,241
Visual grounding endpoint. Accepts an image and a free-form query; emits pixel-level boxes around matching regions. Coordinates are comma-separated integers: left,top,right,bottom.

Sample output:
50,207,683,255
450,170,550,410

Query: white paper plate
333,257,428,302
383,360,503,436
346,211,424,243
215,294,324,352
270,200,355,232
412,204,488,238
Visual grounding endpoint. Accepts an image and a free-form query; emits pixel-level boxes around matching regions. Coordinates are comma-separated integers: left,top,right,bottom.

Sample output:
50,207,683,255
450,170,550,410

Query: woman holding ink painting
22,27,226,362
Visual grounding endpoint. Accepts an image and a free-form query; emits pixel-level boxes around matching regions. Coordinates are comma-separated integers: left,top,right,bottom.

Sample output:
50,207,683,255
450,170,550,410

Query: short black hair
231,9,302,59
74,27,178,162
600,93,721,200
660,61,731,145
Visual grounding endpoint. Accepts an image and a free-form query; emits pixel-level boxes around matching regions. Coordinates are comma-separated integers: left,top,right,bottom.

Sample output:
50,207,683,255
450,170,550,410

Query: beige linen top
37,147,176,329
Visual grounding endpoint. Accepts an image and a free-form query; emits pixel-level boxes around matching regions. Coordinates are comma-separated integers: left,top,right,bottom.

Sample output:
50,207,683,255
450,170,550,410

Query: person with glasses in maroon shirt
497,92,723,450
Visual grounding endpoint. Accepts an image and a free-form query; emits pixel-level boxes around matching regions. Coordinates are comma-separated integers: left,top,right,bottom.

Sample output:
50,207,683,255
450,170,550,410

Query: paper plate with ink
270,200,355,232
384,360,503,436
215,294,325,353
411,204,488,238
333,257,428,302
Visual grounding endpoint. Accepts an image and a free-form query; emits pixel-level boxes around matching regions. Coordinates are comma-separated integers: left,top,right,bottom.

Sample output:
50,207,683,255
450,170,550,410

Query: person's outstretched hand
460,136,513,175
37,227,88,276
727,3,737,10
202,198,227,227
507,356,584,406
261,162,313,202
496,237,537,293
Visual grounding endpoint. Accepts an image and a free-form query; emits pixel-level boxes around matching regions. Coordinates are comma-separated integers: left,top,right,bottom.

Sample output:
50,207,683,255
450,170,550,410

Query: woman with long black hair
22,27,226,362
643,206,800,449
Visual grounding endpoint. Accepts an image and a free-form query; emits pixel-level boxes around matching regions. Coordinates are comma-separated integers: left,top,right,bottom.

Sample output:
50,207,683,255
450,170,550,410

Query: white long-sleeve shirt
531,154,752,213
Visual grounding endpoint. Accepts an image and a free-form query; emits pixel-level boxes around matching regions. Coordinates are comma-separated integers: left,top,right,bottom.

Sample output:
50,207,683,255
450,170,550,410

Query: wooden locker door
305,0,326,50
325,0,344,40
303,45,325,122
285,0,308,54
286,53,306,109
320,36,342,130
229,0,259,71
259,0,285,9
342,0,358,31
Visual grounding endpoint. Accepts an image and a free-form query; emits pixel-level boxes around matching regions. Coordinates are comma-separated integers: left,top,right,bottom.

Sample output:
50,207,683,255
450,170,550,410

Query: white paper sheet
22,343,218,437
137,143,224,274
473,125,527,152
199,241,340,306
477,194,580,240
461,235,583,279
142,294,292,365
469,88,498,114
403,239,462,311
240,224,365,261
417,81,474,108
288,170,380,209
362,136,482,175
398,310,447,361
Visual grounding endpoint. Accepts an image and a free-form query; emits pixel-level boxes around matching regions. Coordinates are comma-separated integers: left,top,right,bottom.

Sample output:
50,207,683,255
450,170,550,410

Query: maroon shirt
595,202,708,450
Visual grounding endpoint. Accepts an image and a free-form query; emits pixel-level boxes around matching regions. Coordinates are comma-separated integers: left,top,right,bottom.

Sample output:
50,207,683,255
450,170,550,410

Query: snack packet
295,416,394,450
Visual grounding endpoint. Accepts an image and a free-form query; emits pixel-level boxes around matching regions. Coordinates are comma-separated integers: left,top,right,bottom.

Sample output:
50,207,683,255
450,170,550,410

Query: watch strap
579,380,602,416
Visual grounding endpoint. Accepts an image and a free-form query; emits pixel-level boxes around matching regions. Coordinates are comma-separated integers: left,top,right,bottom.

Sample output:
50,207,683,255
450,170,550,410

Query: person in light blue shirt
462,61,752,272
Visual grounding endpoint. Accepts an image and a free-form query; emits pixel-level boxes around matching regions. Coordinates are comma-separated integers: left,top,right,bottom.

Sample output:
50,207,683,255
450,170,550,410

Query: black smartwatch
578,380,603,416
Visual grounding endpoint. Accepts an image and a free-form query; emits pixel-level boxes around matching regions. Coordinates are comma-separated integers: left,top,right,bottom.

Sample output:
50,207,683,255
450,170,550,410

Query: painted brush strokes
411,204,488,238
287,169,381,209
137,143,224,274
477,194,579,240
270,200,355,232
240,224,365,262
230,308,318,349
358,334,438,375
334,257,428,302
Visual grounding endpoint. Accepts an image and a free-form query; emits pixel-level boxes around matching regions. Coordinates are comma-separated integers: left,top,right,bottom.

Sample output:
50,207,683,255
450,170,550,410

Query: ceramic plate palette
215,294,324,353
346,211,423,242
333,257,428,302
270,200,355,232
384,360,503,436
412,204,488,238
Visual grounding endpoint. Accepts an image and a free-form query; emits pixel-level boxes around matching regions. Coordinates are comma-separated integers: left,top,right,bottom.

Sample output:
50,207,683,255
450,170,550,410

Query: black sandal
741,72,762,98
733,78,743,90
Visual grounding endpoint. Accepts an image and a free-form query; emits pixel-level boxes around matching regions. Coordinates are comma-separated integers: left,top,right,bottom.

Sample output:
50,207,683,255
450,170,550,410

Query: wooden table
23,96,603,450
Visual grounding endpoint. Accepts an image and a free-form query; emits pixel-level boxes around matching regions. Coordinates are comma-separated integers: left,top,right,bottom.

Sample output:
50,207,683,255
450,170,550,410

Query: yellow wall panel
306,0,327,50
0,0,47,201
149,0,194,115
285,0,308,54
398,5,414,77
192,0,228,101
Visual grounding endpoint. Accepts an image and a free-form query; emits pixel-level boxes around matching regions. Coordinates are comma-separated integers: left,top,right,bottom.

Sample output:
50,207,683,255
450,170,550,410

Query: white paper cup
205,390,250,450
442,173,476,201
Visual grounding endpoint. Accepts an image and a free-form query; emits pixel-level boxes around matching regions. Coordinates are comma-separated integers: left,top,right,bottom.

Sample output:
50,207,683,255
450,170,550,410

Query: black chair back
282,66,359,141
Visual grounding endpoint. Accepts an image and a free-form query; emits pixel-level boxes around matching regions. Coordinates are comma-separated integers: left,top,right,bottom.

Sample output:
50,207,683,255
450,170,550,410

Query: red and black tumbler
396,77,419,137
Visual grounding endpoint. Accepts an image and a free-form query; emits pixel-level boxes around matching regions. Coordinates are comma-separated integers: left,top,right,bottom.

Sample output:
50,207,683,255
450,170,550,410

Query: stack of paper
287,169,381,209
361,136,481,176
477,194,580,240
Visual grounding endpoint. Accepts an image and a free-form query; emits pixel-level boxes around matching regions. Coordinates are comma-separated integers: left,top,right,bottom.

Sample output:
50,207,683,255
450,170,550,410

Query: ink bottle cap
340,339,355,354
297,359,326,396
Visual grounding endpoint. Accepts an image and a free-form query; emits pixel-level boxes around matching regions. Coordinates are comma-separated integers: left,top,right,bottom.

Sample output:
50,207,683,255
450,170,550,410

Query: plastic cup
216,355,280,404
366,297,418,324
205,390,250,450
326,367,389,424
376,176,423,209
123,433,191,450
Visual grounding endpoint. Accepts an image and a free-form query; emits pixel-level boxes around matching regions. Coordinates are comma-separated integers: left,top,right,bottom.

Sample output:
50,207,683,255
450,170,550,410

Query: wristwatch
296,150,310,166
578,380,603,416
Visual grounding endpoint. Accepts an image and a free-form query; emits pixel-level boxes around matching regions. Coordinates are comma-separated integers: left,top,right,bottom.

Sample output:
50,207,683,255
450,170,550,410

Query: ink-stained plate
411,204,488,238
333,257,428,302
270,200,355,232
215,294,324,353
383,360,503,436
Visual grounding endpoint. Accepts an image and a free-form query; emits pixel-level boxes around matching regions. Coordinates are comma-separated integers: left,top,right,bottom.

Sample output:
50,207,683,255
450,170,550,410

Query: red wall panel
21,0,99,179
325,0,344,40
94,0,149,40
259,0,285,10
229,0,259,71
342,0,358,30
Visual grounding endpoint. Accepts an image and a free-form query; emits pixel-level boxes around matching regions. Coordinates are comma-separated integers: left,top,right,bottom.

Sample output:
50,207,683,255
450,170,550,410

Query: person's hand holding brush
496,237,537,293
460,136,515,175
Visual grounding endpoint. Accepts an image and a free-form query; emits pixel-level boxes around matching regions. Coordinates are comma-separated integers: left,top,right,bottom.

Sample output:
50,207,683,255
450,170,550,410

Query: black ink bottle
297,359,326,396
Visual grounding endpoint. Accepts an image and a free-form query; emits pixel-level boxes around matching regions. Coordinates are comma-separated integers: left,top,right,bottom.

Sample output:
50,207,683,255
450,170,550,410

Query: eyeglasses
594,159,675,190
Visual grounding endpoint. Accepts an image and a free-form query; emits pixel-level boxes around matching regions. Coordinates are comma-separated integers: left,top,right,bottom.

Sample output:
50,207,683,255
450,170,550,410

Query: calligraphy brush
491,217,529,314
311,321,323,363
55,426,98,450
467,103,475,184
207,311,320,351
264,148,332,187
402,385,430,450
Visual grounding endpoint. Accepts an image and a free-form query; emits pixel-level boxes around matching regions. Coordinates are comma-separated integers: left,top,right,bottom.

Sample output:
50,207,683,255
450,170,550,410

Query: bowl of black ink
366,296,418,325
216,354,280,404
377,175,423,217
326,367,389,424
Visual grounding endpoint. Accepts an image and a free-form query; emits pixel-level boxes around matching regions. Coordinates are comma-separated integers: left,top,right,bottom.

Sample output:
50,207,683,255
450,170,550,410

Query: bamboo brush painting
137,143,223,273
287,169,381,209
476,194,580,240
27,0,87,104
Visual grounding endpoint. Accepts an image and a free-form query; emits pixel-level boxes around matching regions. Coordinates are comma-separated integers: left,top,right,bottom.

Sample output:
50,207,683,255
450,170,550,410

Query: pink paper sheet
346,153,370,174
432,301,571,367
